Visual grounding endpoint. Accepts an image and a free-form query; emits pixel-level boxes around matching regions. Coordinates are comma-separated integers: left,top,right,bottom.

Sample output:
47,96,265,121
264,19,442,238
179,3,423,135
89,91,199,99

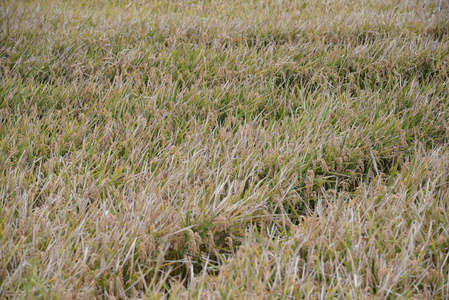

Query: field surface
1,0,449,298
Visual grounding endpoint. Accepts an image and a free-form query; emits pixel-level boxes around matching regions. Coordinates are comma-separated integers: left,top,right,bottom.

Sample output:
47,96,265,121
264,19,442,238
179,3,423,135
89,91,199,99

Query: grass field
1,0,449,298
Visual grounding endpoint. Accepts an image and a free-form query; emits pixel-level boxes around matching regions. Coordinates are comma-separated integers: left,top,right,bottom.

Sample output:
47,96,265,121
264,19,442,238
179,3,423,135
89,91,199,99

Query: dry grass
1,0,449,298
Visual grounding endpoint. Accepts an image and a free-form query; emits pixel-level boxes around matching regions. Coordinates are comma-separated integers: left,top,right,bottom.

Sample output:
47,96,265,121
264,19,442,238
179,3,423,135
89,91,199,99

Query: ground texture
1,0,449,298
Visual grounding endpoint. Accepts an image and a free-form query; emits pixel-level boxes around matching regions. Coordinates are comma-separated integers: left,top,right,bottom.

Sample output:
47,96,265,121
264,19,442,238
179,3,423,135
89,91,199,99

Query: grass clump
1,0,449,298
